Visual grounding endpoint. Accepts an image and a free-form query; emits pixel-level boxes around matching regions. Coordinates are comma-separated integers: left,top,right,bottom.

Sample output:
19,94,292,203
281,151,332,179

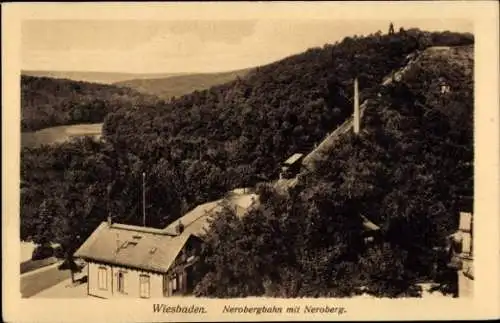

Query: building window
178,272,183,291
163,275,169,296
117,271,126,293
98,267,107,290
170,273,178,293
140,275,150,298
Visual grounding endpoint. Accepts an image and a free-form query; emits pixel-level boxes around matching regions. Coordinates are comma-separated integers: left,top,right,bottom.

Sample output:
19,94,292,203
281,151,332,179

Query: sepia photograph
3,2,499,322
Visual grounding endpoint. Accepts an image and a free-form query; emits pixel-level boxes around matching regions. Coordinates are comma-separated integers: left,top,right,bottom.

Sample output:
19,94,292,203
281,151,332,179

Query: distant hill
22,70,184,85
114,68,253,100
21,75,160,132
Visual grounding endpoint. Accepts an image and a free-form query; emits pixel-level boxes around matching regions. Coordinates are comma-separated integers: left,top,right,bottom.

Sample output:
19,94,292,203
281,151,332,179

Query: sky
22,19,473,74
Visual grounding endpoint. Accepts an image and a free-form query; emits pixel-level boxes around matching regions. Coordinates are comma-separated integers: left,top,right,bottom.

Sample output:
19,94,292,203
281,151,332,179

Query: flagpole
142,172,146,227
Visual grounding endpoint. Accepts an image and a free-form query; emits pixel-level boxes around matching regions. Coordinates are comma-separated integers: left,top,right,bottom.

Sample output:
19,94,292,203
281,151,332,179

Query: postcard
2,1,499,322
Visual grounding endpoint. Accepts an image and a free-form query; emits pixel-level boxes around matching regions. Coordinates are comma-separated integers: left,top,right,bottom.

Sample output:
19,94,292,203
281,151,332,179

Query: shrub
31,244,54,260
53,245,65,259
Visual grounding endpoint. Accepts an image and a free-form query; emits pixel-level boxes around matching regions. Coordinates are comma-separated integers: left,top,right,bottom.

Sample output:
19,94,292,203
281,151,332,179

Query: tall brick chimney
353,78,360,134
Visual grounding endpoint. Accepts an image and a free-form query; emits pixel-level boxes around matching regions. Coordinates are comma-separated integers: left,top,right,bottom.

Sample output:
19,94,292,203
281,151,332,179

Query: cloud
118,20,341,73
22,19,473,73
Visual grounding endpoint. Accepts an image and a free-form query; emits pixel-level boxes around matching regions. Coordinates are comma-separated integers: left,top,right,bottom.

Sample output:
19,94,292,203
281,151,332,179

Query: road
21,262,71,298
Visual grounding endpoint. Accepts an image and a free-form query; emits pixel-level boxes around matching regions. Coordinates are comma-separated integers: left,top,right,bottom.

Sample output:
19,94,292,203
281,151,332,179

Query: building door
117,272,125,294
185,266,194,293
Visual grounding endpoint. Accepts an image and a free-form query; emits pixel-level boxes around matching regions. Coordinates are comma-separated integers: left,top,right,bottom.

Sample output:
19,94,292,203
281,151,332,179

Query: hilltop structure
389,22,395,35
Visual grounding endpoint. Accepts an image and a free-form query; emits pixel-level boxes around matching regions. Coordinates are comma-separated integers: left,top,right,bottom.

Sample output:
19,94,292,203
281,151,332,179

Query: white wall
88,261,164,299
459,271,473,297
459,258,474,297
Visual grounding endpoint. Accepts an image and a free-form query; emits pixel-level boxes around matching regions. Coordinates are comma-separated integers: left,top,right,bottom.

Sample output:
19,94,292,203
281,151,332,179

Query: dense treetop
21,75,160,131
103,29,473,181
194,45,473,298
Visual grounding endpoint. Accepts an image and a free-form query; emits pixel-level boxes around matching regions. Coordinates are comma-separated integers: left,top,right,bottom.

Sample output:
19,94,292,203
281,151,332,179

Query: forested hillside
21,76,160,131
193,45,474,298
104,29,473,181
21,29,473,291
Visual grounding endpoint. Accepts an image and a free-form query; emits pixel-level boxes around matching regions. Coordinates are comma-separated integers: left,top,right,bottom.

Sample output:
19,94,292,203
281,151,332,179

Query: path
31,278,87,298
21,261,70,298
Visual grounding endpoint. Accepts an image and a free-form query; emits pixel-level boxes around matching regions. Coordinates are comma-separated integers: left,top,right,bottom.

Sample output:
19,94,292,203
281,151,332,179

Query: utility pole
142,172,146,227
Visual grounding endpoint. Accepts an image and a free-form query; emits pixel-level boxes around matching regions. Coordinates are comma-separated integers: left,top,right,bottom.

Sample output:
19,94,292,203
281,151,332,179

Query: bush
58,258,81,272
31,244,54,260
53,245,65,259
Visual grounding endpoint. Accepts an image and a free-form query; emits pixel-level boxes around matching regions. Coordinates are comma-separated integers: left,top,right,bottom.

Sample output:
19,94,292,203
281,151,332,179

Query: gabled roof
165,200,222,238
164,192,259,238
74,192,259,272
74,222,193,273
